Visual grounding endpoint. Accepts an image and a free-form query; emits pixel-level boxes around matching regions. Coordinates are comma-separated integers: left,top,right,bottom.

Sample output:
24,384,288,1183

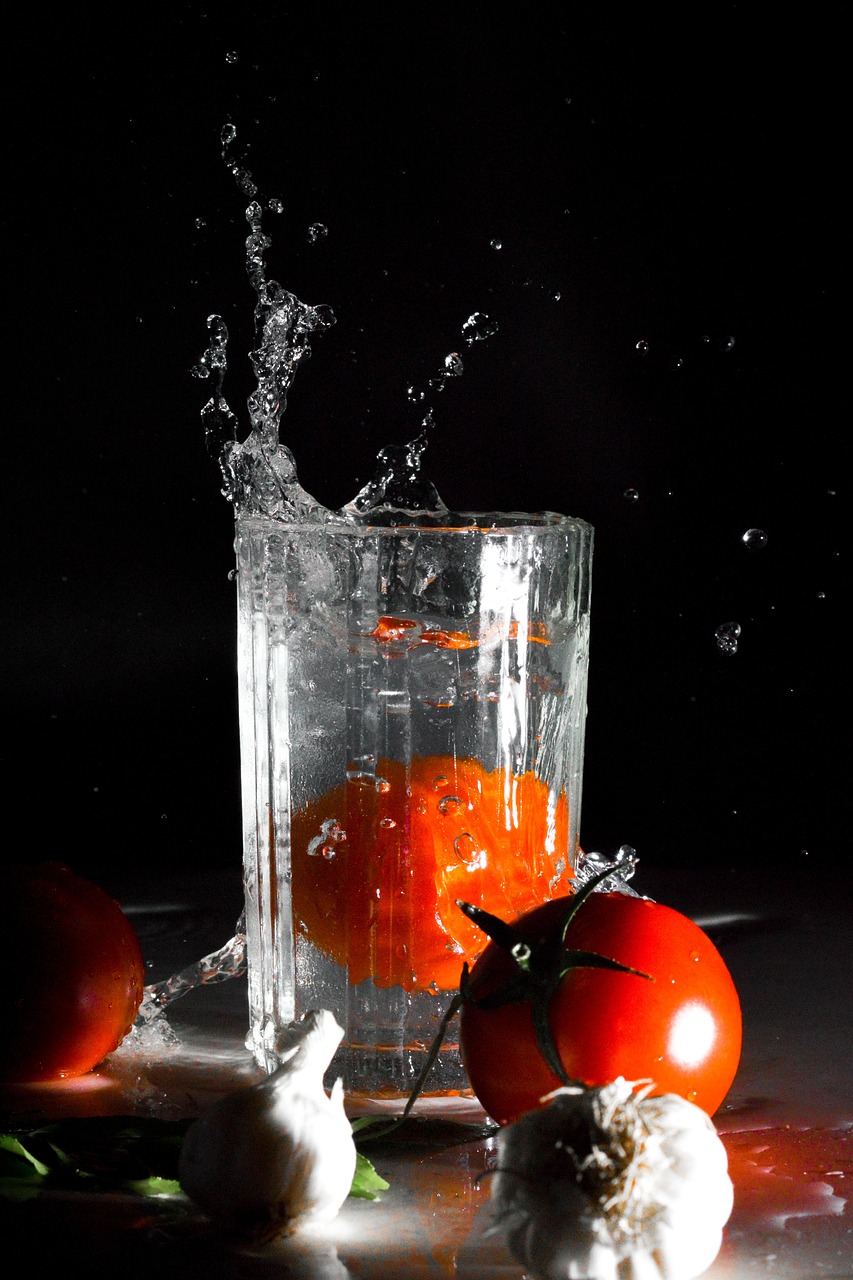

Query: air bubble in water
635,339,649,353
490,238,502,250
307,222,328,243
742,528,768,549
720,335,736,351
623,488,639,502
715,622,741,655
267,197,284,214
194,217,206,229
444,352,464,376
225,51,239,64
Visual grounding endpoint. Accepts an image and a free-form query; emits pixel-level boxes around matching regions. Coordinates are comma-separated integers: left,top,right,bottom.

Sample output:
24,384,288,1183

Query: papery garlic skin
179,1009,356,1238
490,1079,733,1280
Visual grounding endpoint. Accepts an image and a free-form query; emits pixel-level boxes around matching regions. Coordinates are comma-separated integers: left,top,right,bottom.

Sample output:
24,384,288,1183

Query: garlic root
179,1009,356,1239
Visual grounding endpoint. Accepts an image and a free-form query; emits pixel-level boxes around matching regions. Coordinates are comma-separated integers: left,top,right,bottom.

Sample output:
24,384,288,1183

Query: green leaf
124,1176,184,1198
0,1135,51,1178
348,1152,390,1200
1,1117,389,1209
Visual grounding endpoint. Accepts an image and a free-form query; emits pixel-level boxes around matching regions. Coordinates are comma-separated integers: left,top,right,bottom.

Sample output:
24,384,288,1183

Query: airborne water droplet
461,312,498,344
715,622,741,655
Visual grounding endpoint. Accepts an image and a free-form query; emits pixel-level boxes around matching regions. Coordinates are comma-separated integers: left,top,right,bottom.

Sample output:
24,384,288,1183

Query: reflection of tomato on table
291,754,572,993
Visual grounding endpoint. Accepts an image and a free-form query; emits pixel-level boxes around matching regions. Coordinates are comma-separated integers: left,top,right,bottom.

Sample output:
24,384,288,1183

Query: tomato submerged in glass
290,754,574,993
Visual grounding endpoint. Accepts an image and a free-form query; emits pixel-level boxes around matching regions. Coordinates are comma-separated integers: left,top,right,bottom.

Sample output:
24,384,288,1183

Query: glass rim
237,509,593,536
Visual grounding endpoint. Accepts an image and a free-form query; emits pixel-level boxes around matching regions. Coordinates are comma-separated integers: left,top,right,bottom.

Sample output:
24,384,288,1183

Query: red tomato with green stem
1,861,146,1082
456,873,742,1126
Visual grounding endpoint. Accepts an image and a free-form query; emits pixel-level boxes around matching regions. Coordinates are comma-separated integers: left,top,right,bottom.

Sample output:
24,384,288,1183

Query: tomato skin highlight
1,861,146,1083
459,892,742,1125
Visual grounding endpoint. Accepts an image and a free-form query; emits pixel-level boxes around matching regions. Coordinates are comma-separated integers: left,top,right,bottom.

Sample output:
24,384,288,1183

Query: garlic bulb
489,1079,733,1280
179,1008,356,1239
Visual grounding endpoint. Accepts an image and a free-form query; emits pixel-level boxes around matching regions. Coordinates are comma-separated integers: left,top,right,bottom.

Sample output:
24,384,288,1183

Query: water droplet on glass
715,622,741,655
635,339,649,353
742,528,768,549
307,818,347,859
461,312,498,344
307,222,328,243
431,775,449,792
379,818,397,829
623,487,639,502
437,795,462,815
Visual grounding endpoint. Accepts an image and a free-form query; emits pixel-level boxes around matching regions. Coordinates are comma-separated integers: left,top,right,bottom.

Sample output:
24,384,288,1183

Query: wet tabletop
2,863,850,1279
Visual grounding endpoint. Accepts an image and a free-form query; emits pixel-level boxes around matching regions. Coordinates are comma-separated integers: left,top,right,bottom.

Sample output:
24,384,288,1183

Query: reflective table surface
2,862,850,1279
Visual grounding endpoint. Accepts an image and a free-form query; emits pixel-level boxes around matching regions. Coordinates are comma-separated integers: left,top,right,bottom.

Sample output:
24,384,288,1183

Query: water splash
344,426,448,517
134,913,247,1026
575,845,641,896
197,125,498,524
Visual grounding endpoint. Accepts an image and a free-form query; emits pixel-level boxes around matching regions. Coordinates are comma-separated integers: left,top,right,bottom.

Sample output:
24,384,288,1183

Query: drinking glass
236,510,593,1096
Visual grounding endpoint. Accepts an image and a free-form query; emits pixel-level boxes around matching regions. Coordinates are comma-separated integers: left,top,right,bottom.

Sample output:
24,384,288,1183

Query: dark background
3,6,843,887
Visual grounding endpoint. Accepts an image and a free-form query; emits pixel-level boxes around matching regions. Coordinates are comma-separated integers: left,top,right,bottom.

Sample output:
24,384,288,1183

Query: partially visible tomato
458,888,742,1125
1,861,146,1082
